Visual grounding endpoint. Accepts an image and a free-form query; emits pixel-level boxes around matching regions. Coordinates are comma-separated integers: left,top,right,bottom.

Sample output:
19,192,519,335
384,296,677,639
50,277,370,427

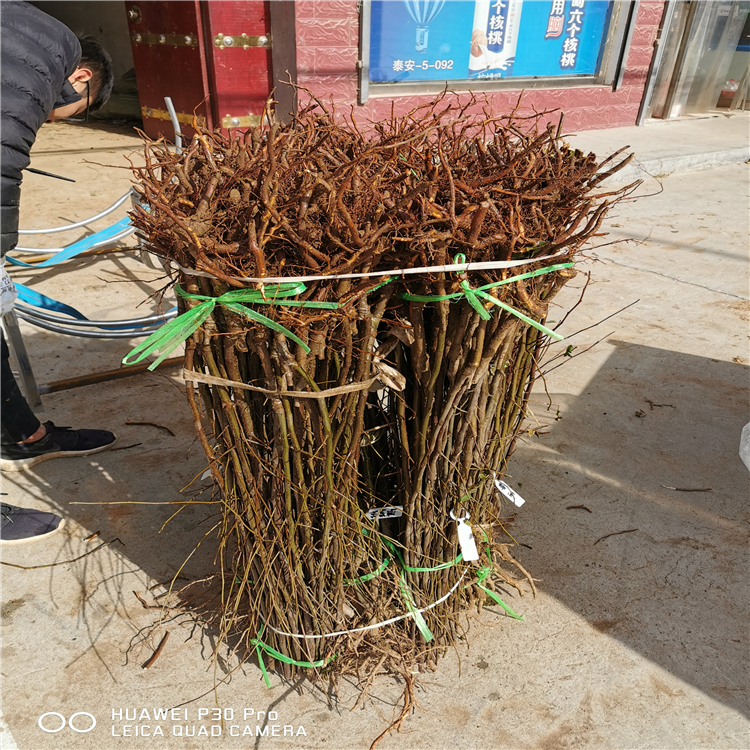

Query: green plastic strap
249,526,522,687
343,556,390,585
367,276,396,294
343,525,522,641
122,283,339,370
469,529,524,620
343,538,461,582
397,570,434,642
354,532,436,640
384,534,522,620
343,526,392,585
473,568,524,620
400,257,575,341
382,536,463,573
253,639,272,688
384,538,450,641
402,553,462,573
250,625,335,688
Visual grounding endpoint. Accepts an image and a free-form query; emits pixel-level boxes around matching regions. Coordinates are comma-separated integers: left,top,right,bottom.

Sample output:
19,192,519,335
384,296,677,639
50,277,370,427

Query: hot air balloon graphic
404,0,446,53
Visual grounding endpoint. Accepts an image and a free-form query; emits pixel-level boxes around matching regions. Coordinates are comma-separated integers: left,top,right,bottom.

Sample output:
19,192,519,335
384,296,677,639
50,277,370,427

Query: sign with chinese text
369,0,613,82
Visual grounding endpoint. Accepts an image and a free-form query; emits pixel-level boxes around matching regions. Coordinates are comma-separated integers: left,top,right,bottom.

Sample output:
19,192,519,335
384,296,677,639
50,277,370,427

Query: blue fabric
6,217,132,267
15,283,87,320
16,282,178,331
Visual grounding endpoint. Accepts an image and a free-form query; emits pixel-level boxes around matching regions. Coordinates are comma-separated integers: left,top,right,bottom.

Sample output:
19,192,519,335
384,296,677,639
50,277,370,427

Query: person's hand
471,29,488,58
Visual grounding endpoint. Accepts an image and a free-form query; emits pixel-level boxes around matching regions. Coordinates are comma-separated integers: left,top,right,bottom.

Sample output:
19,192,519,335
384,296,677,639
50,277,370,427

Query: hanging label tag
0,263,18,316
456,516,480,561
494,477,526,507
366,505,404,521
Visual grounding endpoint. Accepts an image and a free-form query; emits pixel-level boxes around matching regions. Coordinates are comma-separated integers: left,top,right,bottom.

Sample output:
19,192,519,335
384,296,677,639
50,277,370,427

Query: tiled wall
294,0,664,131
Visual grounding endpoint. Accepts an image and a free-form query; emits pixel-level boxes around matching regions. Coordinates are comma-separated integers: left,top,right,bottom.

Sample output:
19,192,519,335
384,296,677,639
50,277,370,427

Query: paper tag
0,263,18,316
366,505,403,521
494,477,526,507
456,517,479,561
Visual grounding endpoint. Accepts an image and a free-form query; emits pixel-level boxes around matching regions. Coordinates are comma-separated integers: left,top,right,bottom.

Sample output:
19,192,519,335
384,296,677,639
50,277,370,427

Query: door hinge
131,32,198,47
213,33,271,50
142,106,206,127
221,114,263,129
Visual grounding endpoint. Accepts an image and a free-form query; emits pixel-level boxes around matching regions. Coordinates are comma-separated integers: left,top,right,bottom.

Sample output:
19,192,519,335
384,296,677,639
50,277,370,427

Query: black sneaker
0,421,116,472
0,502,65,545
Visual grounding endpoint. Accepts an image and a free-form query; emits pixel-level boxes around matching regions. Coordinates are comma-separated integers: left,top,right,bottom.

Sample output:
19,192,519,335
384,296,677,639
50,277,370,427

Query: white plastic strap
263,572,466,640
166,248,571,285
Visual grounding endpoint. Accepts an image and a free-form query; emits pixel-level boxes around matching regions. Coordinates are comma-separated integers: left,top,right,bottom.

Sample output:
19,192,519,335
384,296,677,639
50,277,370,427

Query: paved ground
1,113,748,750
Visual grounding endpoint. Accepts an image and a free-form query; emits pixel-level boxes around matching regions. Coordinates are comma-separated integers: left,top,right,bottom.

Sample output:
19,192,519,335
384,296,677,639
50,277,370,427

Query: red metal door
126,1,273,140
201,1,273,131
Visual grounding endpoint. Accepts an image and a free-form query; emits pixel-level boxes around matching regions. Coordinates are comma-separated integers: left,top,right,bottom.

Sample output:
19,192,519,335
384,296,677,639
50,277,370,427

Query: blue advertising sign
369,0,614,82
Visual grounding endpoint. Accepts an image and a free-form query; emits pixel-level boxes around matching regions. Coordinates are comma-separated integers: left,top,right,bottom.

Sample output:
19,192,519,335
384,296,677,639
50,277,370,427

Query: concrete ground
0,113,748,750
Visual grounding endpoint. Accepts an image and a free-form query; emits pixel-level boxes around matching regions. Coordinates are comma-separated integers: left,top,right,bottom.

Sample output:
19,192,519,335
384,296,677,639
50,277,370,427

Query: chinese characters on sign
469,0,523,79
369,0,613,83
488,0,508,48
560,0,586,69
392,59,455,72
545,0,565,39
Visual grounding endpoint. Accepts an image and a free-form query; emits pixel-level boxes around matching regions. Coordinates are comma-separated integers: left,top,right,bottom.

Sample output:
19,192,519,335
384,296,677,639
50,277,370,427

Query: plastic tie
250,624,336,688
123,283,339,370
400,254,574,340
6,217,132,267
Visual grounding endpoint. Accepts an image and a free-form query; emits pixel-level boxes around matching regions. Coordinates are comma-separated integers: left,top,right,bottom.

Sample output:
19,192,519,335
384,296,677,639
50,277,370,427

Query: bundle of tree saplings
126,95,635,687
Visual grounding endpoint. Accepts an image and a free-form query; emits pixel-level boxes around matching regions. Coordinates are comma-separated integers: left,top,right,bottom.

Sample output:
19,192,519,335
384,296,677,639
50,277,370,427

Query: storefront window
367,0,615,84
645,0,750,119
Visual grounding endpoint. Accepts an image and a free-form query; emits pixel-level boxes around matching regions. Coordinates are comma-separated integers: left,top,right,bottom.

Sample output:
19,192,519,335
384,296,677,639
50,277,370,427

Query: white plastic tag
494,477,526,507
366,505,403,521
0,262,18,316
456,515,479,561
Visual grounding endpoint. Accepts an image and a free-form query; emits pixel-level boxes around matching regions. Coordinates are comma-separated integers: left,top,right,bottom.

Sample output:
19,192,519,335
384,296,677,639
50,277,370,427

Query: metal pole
358,0,372,105
637,0,678,125
613,0,641,91
38,356,184,395
1,311,43,410
17,190,134,235
164,97,183,151
661,0,699,119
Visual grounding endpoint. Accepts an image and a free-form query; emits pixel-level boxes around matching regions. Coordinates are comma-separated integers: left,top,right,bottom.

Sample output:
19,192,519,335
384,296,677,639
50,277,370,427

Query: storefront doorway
643,0,750,119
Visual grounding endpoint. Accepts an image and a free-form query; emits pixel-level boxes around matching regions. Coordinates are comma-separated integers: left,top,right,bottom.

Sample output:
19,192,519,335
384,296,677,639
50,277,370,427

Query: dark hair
77,36,114,112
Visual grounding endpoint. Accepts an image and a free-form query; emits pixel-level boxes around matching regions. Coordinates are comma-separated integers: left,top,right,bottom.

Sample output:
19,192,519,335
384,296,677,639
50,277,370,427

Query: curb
605,146,749,183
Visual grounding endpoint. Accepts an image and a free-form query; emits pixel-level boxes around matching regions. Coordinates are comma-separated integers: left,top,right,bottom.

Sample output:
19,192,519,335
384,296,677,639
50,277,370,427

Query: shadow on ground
3,333,747,730
510,340,749,718
1,339,223,665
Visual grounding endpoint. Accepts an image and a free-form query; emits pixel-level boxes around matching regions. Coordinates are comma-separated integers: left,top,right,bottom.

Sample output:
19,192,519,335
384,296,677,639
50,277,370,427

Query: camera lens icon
38,712,96,733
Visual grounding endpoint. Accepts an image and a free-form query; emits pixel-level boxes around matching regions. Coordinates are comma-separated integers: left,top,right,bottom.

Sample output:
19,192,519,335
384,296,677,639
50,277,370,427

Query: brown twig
0,539,123,569
110,442,143,452
141,631,170,669
594,529,638,545
126,93,634,692
125,420,175,436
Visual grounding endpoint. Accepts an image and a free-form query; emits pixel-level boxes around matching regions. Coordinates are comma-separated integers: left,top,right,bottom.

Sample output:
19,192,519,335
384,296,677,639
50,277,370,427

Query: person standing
1,2,116,544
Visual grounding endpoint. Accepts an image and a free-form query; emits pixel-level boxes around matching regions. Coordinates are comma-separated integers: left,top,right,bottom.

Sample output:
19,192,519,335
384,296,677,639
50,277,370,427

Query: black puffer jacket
1,1,82,256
